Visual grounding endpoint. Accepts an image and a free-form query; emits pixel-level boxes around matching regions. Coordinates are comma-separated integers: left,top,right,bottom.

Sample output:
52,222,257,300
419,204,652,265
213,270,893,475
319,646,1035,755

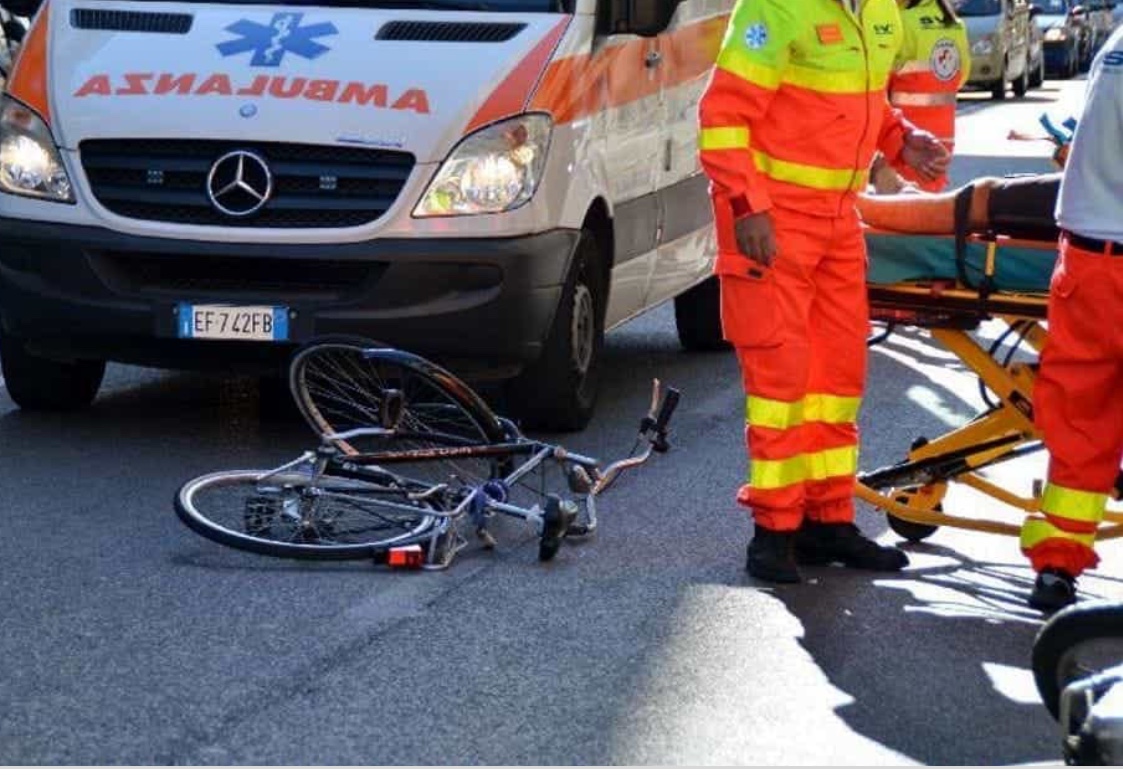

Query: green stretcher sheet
865,231,1057,294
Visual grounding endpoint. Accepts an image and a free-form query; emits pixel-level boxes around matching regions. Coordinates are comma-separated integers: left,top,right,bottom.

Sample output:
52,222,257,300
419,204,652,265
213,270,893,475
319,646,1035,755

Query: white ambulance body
0,0,730,429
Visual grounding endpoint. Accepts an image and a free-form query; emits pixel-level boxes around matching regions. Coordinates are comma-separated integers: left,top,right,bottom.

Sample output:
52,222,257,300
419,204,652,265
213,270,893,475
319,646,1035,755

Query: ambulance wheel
0,336,105,411
506,228,605,432
674,276,730,351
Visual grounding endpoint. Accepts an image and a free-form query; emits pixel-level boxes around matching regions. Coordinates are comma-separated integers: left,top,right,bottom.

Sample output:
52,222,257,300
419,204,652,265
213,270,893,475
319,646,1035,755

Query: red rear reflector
387,545,425,568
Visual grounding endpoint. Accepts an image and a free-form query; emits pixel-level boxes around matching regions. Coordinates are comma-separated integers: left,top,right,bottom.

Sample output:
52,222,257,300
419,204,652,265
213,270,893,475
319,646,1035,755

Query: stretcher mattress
865,231,1057,294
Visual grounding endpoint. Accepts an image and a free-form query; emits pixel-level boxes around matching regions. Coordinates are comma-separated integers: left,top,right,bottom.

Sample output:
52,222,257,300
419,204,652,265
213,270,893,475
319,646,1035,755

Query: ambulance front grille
80,139,416,229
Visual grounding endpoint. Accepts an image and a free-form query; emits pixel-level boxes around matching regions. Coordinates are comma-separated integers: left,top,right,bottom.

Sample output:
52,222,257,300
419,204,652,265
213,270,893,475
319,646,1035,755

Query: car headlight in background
972,36,995,55
414,113,551,217
0,96,73,202
1044,27,1068,41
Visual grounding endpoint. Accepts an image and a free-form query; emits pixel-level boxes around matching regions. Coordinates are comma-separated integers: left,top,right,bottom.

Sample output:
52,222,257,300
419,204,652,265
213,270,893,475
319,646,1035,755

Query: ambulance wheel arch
505,202,612,432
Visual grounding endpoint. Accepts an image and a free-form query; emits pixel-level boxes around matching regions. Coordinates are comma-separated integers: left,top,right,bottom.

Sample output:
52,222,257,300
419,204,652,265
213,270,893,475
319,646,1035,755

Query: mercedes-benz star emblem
206,150,273,217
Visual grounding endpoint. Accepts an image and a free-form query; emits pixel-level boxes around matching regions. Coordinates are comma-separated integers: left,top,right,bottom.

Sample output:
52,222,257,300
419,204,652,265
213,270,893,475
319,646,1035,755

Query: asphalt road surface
3,78,1116,766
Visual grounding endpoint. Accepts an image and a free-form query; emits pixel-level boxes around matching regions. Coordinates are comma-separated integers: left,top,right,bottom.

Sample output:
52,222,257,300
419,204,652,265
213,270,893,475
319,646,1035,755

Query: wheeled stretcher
856,194,1123,544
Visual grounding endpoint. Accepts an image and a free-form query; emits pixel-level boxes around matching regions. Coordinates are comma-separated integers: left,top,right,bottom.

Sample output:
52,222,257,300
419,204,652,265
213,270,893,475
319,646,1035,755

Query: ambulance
0,0,732,429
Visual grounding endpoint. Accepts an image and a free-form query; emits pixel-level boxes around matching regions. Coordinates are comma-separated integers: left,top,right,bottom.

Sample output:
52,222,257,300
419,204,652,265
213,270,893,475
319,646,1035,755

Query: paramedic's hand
900,129,950,183
734,212,776,267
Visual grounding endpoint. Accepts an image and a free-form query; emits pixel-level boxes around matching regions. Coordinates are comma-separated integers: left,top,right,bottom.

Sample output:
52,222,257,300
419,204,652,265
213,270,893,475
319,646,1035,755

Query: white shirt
1056,25,1123,242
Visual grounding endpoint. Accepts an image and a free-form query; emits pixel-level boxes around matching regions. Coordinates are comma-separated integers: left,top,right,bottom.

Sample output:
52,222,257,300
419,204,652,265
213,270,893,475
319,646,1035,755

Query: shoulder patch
744,23,769,50
930,38,962,81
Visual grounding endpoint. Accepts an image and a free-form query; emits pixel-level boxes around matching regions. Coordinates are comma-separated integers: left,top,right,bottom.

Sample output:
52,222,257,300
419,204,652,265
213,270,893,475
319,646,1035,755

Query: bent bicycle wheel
288,338,512,485
175,469,440,561
1032,601,1123,721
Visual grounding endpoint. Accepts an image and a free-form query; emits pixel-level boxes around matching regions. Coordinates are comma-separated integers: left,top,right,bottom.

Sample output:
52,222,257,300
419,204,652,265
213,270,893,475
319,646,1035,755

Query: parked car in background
1034,0,1090,76
1027,6,1048,85
959,0,1035,99
1083,0,1119,55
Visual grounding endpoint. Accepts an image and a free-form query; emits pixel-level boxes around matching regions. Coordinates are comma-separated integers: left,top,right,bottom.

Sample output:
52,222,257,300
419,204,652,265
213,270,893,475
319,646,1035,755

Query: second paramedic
884,0,969,192
698,0,950,583
1019,26,1123,612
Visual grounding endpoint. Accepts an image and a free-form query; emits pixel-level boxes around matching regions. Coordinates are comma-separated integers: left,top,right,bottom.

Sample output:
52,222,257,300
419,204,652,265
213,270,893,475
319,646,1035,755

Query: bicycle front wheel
175,469,440,561
289,339,512,485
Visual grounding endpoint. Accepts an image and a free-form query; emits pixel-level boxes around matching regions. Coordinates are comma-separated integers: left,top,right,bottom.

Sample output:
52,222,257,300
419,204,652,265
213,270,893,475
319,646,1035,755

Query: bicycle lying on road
174,339,680,569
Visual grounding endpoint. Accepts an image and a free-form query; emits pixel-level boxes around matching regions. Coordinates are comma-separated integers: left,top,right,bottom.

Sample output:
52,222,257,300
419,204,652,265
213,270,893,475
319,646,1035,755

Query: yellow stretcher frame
859,233,1123,543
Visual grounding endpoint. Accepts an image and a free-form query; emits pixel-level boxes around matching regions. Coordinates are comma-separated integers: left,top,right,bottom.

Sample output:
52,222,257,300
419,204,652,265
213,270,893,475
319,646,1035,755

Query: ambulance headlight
0,97,73,203
414,113,551,217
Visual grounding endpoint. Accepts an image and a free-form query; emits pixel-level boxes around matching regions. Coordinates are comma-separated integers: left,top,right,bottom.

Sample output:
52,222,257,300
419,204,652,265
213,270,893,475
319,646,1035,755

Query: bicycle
174,338,680,569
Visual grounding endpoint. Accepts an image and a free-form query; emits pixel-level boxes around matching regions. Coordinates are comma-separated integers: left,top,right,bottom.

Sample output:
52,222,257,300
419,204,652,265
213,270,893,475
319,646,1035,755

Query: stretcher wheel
887,485,946,543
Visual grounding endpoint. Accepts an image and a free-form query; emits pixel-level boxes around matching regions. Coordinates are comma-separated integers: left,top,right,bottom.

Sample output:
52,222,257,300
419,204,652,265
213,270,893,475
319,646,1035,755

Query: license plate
177,304,289,342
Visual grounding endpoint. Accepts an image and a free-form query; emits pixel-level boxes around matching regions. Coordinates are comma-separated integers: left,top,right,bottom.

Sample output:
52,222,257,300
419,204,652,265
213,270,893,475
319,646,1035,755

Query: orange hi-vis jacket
887,0,968,188
699,0,912,262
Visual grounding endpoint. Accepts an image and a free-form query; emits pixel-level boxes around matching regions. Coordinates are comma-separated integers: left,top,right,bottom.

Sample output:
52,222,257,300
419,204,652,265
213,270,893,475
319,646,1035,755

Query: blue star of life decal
217,13,338,67
744,23,768,50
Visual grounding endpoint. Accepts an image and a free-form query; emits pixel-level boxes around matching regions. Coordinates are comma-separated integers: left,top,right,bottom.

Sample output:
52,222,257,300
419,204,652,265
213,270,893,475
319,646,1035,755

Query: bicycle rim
289,341,508,486
175,469,439,560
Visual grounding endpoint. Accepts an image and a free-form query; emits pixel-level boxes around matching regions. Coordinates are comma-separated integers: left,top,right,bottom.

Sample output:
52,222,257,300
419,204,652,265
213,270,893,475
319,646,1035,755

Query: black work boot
795,521,909,571
1028,568,1077,613
746,525,801,583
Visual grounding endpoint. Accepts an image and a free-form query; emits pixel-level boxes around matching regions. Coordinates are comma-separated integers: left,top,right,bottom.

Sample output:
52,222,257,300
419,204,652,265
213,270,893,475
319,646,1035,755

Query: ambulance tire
674,276,730,352
506,228,605,433
0,336,105,411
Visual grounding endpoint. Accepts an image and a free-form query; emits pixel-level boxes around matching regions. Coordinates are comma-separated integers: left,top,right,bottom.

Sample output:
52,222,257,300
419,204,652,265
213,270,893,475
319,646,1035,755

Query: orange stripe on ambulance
72,73,431,113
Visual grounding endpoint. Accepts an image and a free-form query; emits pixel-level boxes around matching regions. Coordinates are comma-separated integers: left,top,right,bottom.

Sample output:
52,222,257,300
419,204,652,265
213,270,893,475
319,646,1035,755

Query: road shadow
761,542,1107,765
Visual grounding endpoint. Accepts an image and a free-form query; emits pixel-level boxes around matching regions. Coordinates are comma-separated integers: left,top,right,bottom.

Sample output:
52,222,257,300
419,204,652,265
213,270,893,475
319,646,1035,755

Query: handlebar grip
654,387,680,433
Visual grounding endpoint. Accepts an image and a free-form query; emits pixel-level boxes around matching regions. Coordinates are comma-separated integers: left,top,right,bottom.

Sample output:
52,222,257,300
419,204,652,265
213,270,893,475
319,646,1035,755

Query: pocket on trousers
1050,262,1078,300
719,271,783,348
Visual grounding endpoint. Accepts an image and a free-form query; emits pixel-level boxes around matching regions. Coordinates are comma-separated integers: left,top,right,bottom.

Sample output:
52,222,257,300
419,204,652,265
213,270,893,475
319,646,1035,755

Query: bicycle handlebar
589,380,681,495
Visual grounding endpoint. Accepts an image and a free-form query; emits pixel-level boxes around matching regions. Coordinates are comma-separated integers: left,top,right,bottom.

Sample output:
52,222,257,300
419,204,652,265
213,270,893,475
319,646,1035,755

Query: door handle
645,50,662,68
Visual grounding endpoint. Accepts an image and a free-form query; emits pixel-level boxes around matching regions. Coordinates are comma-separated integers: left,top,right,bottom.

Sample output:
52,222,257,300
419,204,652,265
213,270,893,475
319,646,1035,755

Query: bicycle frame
248,379,677,568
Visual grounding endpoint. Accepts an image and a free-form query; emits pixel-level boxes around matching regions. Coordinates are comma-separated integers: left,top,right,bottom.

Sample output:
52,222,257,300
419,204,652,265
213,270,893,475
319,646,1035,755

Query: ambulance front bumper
0,217,580,380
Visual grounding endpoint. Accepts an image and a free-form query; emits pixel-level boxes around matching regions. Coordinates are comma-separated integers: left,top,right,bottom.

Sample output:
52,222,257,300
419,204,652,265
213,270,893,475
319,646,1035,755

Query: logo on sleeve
1104,49,1123,69
744,23,769,49
931,39,961,81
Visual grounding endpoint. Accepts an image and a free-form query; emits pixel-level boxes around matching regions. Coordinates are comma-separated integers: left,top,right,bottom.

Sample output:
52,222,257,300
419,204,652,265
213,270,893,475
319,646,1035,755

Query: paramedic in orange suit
885,0,969,191
698,0,950,583
1019,26,1123,612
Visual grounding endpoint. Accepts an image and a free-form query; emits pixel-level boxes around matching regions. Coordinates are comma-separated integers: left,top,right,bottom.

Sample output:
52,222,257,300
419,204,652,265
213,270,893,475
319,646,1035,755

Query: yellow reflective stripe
806,445,858,482
750,446,858,490
745,394,860,429
752,150,867,192
805,394,861,425
784,64,889,93
699,126,750,151
751,454,807,490
1020,516,1097,551
746,396,803,430
716,47,782,90
1040,483,1108,523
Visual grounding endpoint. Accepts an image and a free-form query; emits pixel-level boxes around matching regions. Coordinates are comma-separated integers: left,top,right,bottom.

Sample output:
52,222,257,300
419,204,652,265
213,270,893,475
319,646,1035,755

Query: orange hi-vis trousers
719,204,868,531
1022,236,1123,577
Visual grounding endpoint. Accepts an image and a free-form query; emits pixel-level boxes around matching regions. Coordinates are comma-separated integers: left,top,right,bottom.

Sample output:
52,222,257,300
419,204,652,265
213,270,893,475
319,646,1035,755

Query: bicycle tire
175,469,440,561
1032,601,1123,721
288,338,509,456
